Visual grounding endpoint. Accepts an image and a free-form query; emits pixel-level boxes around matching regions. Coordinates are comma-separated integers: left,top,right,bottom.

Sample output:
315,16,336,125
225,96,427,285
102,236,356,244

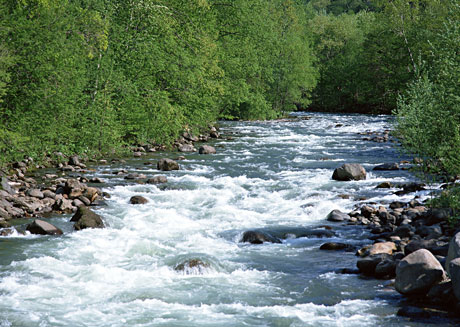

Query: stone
70,206,104,230
397,306,431,319
26,189,44,199
240,230,281,244
319,242,350,251
424,208,452,226
404,239,448,257
124,173,146,180
445,231,460,276
332,163,366,181
129,196,149,205
326,209,350,222
68,155,81,166
83,187,99,203
42,190,56,199
72,199,85,207
373,163,400,171
53,198,74,213
157,158,179,171
174,259,210,274
77,195,91,206
146,176,168,184
199,145,217,154
376,182,393,189
64,179,85,198
357,254,392,276
133,152,143,157
361,205,375,218
367,242,397,256
449,258,460,301
395,249,446,295
375,259,398,278
89,177,104,184
1,177,16,195
178,144,196,152
26,219,63,236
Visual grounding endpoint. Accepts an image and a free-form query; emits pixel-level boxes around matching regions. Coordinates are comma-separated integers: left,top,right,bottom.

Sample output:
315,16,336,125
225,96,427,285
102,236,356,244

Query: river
0,112,451,326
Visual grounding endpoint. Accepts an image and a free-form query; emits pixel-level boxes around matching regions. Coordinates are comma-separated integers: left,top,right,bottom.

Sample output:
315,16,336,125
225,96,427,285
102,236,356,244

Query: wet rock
124,173,147,180
427,280,455,303
72,198,85,207
26,189,44,199
199,145,217,155
376,182,393,189
77,195,91,206
26,219,63,235
332,164,366,181
178,144,196,152
326,209,350,222
361,205,375,218
404,239,448,257
445,231,460,276
70,206,104,230
174,259,210,274
129,196,149,205
389,201,405,209
0,219,11,228
375,258,398,278
146,176,168,184
183,132,199,142
0,228,15,236
240,230,281,244
319,242,351,251
449,258,460,301
395,249,446,295
373,163,400,171
89,177,104,184
397,306,431,319
157,158,179,171
357,254,392,276
392,225,414,238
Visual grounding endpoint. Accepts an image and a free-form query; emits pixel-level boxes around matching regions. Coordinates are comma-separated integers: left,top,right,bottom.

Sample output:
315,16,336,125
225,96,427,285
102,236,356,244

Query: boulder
174,259,210,275
366,242,397,256
1,177,16,195
445,231,460,276
319,242,350,251
26,189,44,199
64,179,85,198
157,158,179,171
70,206,104,230
146,176,168,184
199,145,217,155
373,163,400,171
357,254,392,276
326,209,350,222
361,205,375,218
129,196,149,205
178,144,196,152
26,219,63,235
449,258,460,301
332,164,366,181
395,249,446,295
375,258,398,278
53,198,74,212
68,155,81,166
83,187,99,203
240,230,281,244
405,239,448,257
376,182,393,189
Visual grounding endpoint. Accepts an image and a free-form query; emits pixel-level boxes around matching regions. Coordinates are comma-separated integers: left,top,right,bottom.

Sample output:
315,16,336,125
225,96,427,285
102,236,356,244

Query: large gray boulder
449,258,460,301
26,219,63,235
199,145,216,154
395,249,446,295
332,164,366,181
157,158,179,171
445,231,460,276
326,209,350,222
70,206,104,230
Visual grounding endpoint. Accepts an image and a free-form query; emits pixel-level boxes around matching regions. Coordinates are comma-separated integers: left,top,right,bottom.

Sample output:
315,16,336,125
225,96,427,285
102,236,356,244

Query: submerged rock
157,158,179,171
146,176,168,184
129,196,148,205
332,164,366,181
373,163,400,171
174,259,210,274
240,230,281,244
70,206,104,230
26,219,63,236
319,242,351,251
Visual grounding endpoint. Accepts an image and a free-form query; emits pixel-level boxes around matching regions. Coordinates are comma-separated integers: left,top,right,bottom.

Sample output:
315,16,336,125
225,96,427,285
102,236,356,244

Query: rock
83,187,99,203
389,201,405,209
64,179,85,198
392,225,414,238
361,205,375,218
89,177,104,184
72,198,85,207
77,195,91,206
375,259,398,278
68,155,81,166
395,249,446,295
240,230,281,244
42,190,56,199
449,258,460,301
332,163,366,181
60,165,75,172
178,144,196,152
1,177,16,195
357,254,392,276
70,206,104,230
157,158,179,171
319,242,350,251
124,173,146,180
397,306,431,319
199,145,217,154
133,152,143,157
53,198,74,212
373,163,400,171
376,182,393,189
26,219,63,235
129,196,149,205
424,208,452,226
146,176,168,184
326,209,350,222
174,259,210,274
445,231,460,276
427,280,454,302
26,189,44,199
405,239,448,257
367,242,397,256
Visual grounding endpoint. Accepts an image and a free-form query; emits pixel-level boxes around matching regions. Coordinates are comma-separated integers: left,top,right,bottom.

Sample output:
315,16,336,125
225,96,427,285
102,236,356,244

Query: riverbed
0,112,452,326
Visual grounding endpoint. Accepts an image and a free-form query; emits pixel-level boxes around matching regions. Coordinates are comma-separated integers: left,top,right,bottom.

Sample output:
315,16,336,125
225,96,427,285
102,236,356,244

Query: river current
0,113,451,326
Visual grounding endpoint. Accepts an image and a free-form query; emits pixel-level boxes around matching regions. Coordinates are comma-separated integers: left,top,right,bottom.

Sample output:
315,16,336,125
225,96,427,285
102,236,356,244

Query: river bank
1,112,459,326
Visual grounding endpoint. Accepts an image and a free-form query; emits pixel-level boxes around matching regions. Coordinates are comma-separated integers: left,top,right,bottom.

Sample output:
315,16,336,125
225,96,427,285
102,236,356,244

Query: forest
0,0,458,178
